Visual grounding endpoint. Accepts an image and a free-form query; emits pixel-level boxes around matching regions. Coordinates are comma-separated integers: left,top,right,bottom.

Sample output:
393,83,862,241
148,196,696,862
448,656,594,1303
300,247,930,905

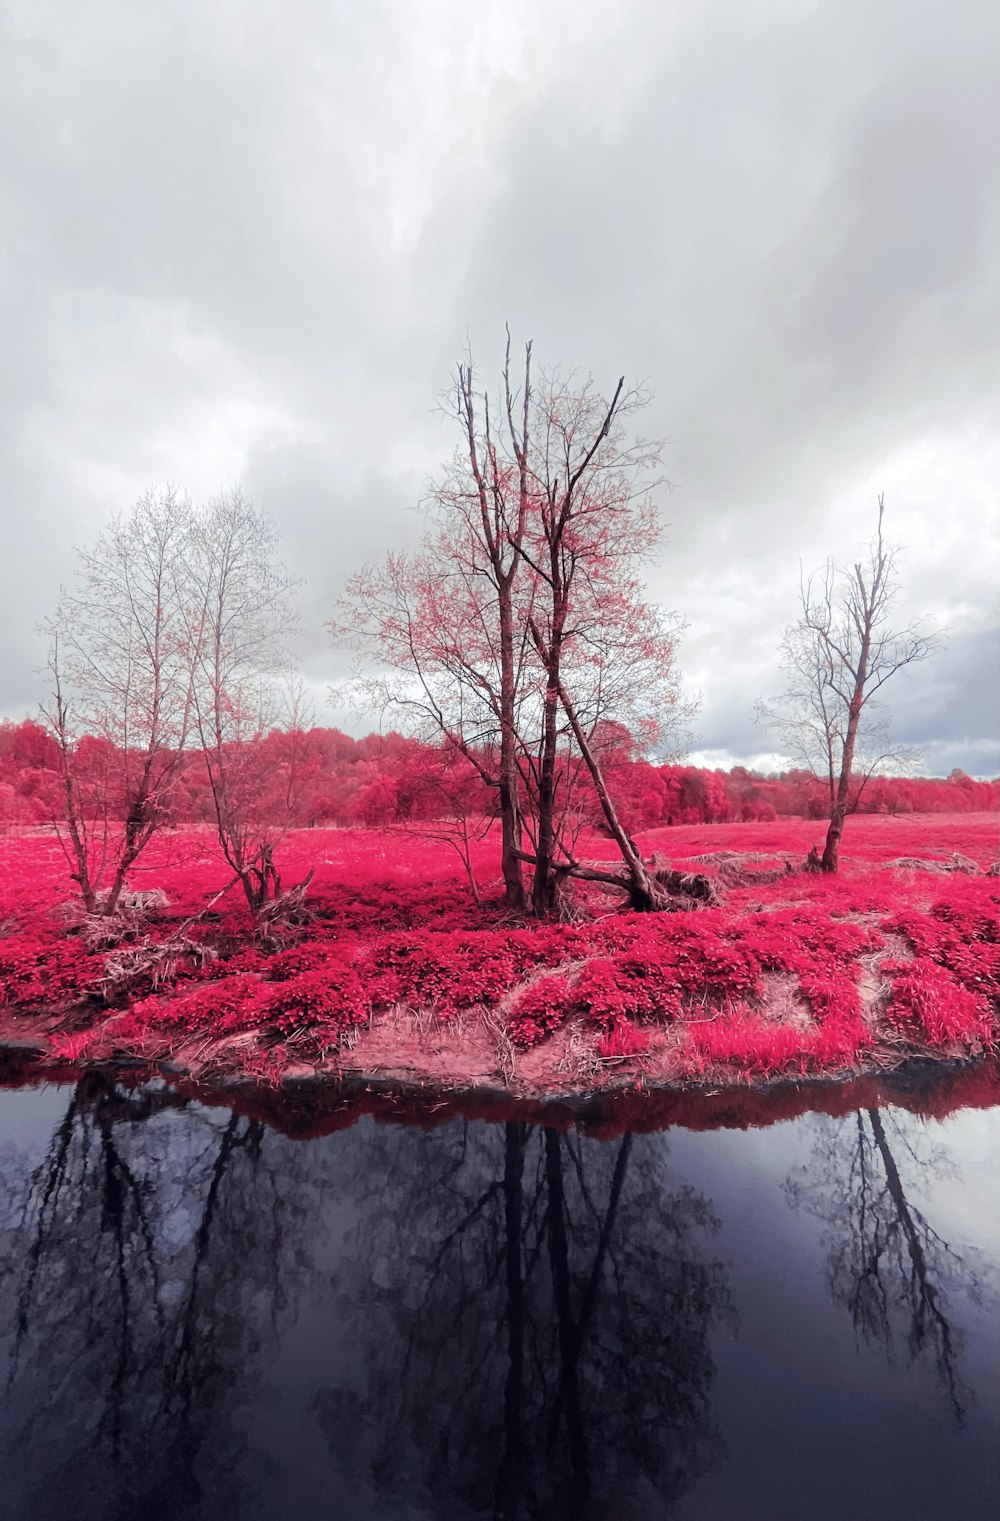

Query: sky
2,0,998,777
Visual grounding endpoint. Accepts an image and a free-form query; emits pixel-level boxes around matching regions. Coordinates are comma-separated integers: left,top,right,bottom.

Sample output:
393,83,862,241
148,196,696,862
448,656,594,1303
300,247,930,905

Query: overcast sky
2,0,998,776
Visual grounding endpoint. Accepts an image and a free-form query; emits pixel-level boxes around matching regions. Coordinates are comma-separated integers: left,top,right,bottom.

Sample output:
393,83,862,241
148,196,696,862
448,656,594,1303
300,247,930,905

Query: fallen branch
559,852,723,910
880,854,979,875
689,849,797,887
99,874,242,998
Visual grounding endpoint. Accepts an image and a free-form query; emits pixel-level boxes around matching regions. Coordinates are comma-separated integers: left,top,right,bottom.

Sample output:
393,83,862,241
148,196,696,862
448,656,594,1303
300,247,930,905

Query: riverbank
2,814,996,1098
1,1040,997,1141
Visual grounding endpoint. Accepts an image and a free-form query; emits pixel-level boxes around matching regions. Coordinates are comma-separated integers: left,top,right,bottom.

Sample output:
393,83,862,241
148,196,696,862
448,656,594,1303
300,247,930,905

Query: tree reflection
785,1106,995,1421
0,1074,315,1520
316,1119,731,1520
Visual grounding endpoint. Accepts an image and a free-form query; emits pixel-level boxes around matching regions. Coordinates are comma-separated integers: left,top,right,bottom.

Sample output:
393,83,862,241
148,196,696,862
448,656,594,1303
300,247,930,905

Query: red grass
1,814,997,1086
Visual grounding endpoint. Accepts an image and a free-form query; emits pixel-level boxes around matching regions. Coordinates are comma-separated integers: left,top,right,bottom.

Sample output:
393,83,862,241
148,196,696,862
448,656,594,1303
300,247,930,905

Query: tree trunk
103,797,154,915
554,678,667,911
821,804,846,874
58,767,98,912
822,688,864,872
498,595,526,913
821,593,871,872
531,679,561,917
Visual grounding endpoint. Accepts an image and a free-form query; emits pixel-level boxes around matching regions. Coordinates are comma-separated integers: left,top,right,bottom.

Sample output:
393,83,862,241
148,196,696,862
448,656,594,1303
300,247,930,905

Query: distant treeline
2,718,995,832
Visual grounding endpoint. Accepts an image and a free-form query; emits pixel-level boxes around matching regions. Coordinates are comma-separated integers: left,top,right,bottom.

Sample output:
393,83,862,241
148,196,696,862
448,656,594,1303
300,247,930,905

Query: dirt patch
338,1004,501,1087
757,971,814,1031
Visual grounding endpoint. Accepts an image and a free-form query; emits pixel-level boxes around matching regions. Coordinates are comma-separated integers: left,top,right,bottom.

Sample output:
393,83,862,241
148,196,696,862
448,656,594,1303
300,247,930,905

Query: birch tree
41,488,195,913
184,488,305,917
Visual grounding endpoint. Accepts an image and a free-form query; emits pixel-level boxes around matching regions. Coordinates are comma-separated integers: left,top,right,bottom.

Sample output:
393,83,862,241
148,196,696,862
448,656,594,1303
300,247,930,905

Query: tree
41,486,306,921
316,1118,729,1518
183,489,306,918
40,488,196,913
336,337,537,911
336,336,694,915
757,497,939,872
785,1106,994,1423
518,367,692,912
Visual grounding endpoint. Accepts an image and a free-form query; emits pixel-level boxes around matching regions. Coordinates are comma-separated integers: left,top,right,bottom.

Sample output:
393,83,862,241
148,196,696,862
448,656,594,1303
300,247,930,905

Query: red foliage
506,975,574,1047
687,1011,812,1077
1,716,996,836
574,958,658,1024
1,815,997,1082
596,1015,651,1058
881,958,994,1046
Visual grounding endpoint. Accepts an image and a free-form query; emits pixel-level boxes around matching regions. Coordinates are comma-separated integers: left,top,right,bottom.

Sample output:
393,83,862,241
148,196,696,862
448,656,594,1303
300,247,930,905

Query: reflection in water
0,1074,316,1520
317,1120,731,1519
785,1106,994,1422
0,1076,996,1520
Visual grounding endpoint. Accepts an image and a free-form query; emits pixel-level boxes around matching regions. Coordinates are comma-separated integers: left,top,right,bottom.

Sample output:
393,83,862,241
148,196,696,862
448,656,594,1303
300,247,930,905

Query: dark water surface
0,1075,997,1521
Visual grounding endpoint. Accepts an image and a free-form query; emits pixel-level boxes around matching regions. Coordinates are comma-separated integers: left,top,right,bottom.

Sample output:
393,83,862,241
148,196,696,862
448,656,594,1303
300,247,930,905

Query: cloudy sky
2,0,998,776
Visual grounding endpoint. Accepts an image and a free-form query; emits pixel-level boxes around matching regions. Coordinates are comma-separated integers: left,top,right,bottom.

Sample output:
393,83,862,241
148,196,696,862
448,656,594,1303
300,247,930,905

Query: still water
0,1073,997,1521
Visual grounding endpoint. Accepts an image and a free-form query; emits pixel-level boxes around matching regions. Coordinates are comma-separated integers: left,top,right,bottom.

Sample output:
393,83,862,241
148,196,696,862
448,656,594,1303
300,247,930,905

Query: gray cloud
2,0,998,775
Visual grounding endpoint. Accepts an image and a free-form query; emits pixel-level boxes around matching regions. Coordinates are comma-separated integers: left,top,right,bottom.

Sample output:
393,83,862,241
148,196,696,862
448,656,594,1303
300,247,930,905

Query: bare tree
520,369,693,911
40,488,195,913
785,1105,995,1423
758,497,939,872
336,335,695,916
755,619,920,825
184,488,306,918
336,334,537,911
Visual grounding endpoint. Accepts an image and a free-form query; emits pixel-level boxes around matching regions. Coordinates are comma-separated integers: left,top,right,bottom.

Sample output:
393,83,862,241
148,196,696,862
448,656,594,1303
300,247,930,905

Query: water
0,1073,997,1520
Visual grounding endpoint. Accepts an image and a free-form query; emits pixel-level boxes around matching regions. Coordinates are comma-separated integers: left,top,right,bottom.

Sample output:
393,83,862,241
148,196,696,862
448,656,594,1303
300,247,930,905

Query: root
648,855,724,907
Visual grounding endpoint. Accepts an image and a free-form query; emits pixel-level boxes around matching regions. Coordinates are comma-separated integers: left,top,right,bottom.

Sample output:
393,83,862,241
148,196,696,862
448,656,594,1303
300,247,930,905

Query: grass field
1,813,997,1095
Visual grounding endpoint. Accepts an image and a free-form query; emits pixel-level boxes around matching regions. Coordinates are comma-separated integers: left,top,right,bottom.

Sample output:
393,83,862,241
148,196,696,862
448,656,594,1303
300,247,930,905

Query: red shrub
264,965,368,1041
573,958,658,1024
881,957,994,1046
1,817,997,1081
507,975,574,1047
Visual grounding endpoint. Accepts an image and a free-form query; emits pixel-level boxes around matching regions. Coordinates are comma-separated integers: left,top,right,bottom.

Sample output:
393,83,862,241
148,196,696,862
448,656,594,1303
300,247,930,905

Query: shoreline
3,1034,997,1140
3,816,996,1119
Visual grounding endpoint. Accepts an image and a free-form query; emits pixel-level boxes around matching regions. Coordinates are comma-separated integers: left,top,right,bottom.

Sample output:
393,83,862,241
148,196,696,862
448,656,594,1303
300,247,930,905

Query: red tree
336,337,695,915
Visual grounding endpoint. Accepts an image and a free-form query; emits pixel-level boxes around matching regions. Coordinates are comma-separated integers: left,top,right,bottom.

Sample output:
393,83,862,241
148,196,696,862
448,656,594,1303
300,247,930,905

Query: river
0,1073,997,1520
